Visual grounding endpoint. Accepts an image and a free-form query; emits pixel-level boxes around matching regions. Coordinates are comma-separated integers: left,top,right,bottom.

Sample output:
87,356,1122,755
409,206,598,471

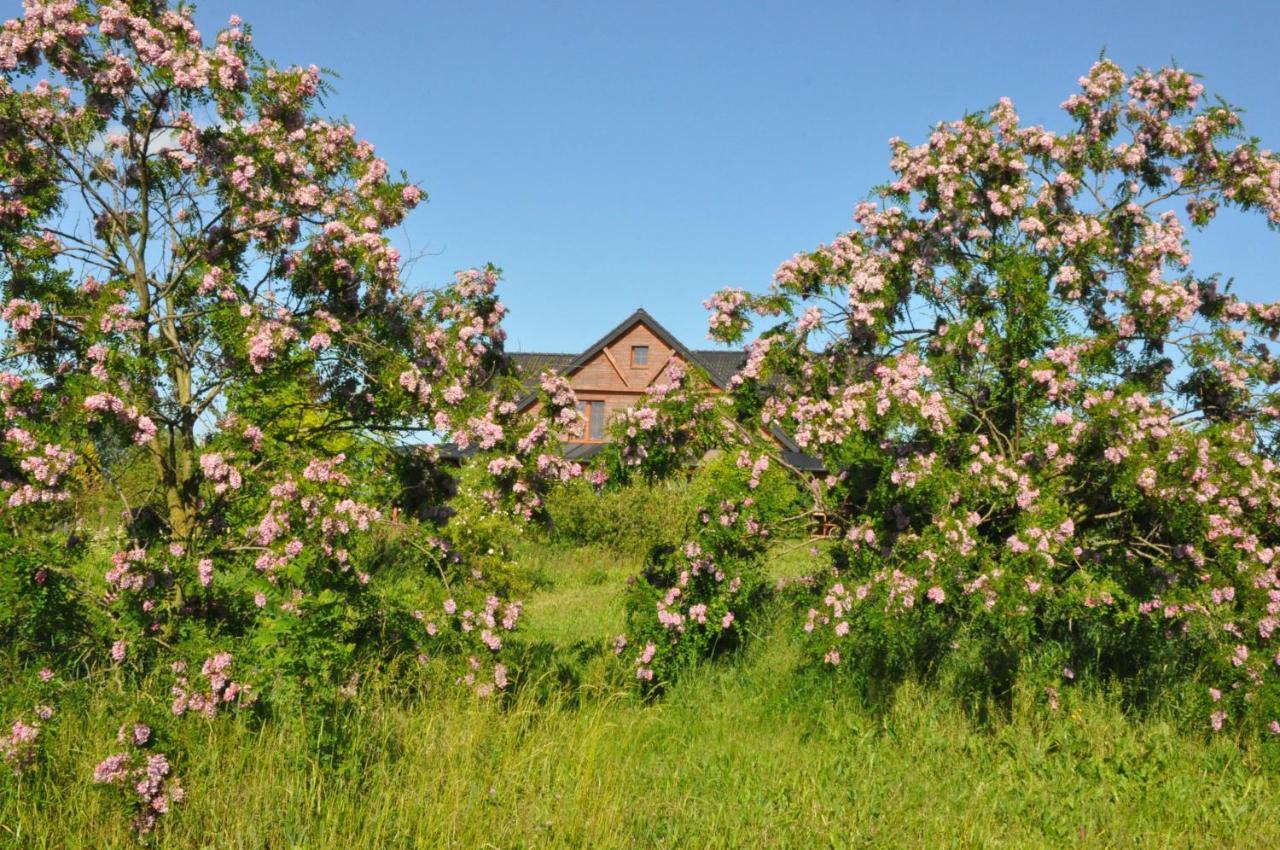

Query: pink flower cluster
429,594,522,697
1,718,40,773
199,452,242,494
2,426,75,507
2,297,40,331
82,393,157,444
170,653,254,718
93,745,184,837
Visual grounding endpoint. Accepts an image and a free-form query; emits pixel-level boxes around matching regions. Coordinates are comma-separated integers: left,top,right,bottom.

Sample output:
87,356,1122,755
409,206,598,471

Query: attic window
630,345,649,367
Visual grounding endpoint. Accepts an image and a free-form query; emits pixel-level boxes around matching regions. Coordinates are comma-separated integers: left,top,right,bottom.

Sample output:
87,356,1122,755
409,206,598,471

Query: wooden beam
647,352,678,385
600,346,631,388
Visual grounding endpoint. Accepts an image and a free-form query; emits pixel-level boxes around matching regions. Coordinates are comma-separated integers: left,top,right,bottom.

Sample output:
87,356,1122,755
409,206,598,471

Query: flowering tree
695,61,1280,731
0,0,591,709
0,2,593,833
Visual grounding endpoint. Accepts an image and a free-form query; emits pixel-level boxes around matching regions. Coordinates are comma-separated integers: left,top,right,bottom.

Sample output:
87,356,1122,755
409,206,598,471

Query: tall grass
5,544,1279,848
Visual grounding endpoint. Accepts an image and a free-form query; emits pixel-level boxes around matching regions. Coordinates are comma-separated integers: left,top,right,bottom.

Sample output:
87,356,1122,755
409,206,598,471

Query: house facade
510,309,741,455
511,308,821,469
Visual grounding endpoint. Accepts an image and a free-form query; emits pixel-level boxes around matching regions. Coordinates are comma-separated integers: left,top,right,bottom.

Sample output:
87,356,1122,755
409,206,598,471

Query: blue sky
192,0,1280,353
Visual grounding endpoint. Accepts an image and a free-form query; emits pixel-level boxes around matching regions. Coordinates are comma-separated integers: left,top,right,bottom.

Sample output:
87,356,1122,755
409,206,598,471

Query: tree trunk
151,424,198,541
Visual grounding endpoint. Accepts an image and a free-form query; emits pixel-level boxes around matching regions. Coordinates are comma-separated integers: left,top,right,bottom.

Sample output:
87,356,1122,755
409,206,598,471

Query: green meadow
6,543,1278,849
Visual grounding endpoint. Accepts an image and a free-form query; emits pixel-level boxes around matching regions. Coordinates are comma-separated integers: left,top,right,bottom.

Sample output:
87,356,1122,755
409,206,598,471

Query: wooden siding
569,322,680,438
523,321,694,442
504,311,820,469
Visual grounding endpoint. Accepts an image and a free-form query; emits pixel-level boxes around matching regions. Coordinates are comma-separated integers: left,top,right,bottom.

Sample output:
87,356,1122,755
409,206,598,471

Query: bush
703,61,1280,736
621,541,767,689
0,532,91,664
543,478,691,555
685,452,806,554
614,454,794,689
439,461,538,593
546,450,807,557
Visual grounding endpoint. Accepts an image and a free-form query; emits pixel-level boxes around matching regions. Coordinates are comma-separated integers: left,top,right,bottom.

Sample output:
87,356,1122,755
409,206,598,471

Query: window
575,400,606,441
631,345,649,367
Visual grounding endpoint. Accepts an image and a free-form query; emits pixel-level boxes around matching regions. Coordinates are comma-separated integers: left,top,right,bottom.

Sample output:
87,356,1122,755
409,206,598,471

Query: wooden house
509,309,822,470
395,308,821,518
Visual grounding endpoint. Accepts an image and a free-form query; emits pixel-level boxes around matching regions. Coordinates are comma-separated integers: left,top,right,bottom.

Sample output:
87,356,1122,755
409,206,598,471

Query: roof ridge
512,308,734,410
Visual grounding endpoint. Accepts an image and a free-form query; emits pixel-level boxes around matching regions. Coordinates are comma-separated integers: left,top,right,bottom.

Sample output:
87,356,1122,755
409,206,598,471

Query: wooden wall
526,320,702,443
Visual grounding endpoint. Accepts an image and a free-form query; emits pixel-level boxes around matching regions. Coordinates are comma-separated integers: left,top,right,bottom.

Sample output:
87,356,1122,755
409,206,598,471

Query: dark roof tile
509,352,577,391
507,309,750,394
690,349,747,387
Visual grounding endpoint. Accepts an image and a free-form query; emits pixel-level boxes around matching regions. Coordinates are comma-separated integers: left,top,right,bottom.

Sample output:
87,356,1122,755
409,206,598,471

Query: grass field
5,543,1280,848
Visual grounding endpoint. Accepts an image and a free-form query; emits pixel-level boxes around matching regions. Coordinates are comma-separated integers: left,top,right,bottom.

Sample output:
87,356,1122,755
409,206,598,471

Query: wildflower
93,752,130,784
2,719,40,773
117,723,150,747
197,558,214,587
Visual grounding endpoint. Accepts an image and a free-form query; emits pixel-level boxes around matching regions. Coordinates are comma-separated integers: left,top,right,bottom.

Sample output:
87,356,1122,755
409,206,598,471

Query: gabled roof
503,308,825,473
509,308,747,402
562,308,735,389
509,353,578,392
690,349,748,387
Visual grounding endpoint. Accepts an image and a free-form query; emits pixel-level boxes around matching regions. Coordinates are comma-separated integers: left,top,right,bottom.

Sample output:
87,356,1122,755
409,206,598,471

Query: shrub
702,60,1280,734
621,540,767,689
0,2,595,835
0,532,89,663
615,454,787,689
92,733,184,838
543,477,690,555
545,443,807,559
444,460,541,591
686,451,806,550
0,0,596,707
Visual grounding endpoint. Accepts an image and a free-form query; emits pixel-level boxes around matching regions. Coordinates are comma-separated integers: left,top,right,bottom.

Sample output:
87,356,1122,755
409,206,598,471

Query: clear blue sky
191,0,1280,353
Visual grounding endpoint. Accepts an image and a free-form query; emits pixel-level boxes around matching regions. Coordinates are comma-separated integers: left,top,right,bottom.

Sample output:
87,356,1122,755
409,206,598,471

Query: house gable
454,308,824,471
511,308,726,414
571,319,679,393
